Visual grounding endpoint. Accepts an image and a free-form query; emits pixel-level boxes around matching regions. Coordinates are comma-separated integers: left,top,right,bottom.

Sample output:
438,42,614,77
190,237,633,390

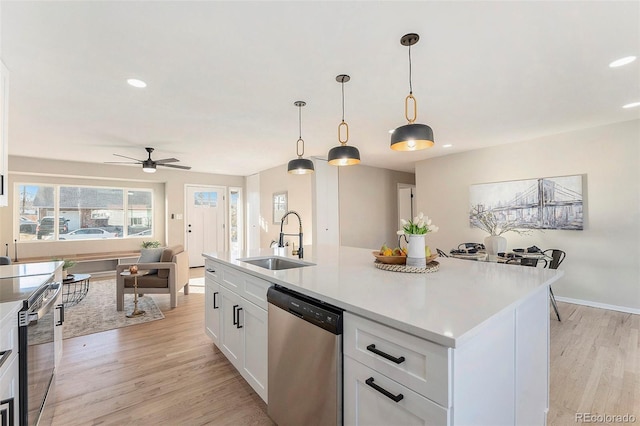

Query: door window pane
194,192,217,207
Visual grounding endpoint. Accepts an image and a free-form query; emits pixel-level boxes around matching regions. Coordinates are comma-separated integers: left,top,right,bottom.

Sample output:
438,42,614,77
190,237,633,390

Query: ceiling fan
106,147,192,173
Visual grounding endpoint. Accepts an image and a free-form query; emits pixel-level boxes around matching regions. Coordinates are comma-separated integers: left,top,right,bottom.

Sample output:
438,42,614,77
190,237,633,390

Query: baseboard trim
555,296,640,315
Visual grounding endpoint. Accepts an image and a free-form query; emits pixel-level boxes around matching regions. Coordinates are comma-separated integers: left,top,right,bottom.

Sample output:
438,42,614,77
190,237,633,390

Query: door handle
365,377,404,403
366,344,405,364
232,305,239,325
56,303,65,326
236,307,243,329
213,292,219,309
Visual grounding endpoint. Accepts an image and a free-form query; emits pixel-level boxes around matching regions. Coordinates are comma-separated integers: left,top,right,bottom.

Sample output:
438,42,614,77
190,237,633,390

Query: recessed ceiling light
442,144,453,148
623,101,640,109
127,78,147,88
609,56,637,68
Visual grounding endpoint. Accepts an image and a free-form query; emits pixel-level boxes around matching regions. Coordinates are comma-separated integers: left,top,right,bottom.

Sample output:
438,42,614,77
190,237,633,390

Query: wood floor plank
49,273,639,425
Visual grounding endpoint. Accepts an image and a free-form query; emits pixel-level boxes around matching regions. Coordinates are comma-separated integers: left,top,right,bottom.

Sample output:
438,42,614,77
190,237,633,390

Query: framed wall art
469,175,584,230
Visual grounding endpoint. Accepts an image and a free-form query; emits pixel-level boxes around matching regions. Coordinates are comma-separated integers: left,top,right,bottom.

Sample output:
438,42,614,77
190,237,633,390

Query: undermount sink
238,256,315,271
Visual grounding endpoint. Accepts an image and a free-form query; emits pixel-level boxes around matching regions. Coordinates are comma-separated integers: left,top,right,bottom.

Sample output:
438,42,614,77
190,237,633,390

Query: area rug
62,278,164,339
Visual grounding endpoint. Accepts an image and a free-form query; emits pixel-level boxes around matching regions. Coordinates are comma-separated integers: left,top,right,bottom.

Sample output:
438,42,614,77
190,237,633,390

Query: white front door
186,185,226,267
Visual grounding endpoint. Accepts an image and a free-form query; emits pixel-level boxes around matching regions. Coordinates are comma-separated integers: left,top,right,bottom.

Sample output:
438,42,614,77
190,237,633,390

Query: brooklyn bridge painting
469,175,584,230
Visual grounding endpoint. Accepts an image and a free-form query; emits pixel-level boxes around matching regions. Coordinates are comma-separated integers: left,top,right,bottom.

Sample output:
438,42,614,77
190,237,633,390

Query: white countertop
0,261,62,279
204,246,563,348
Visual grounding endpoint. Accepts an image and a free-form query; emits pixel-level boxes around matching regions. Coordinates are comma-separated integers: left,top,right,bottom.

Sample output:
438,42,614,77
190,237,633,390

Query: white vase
406,234,426,268
484,235,507,258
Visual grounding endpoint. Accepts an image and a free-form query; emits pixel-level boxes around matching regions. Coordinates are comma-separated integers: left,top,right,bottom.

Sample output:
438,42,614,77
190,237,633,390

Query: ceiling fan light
328,145,360,166
142,160,156,173
287,158,315,174
390,123,434,151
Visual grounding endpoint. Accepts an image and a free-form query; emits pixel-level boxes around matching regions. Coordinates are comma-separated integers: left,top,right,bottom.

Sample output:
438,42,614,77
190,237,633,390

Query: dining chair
436,248,449,258
542,249,566,322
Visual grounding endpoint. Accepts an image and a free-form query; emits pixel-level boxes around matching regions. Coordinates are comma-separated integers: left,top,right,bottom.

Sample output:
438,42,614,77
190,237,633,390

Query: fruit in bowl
374,244,408,264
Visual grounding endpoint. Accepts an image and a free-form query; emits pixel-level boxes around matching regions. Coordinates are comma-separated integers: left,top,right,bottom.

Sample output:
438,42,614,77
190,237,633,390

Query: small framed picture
273,191,288,225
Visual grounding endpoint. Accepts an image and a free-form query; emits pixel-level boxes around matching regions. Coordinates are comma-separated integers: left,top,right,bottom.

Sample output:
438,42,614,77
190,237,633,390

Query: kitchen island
204,245,563,425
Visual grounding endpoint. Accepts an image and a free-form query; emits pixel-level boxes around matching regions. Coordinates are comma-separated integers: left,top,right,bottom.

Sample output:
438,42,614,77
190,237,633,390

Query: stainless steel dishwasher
267,285,343,426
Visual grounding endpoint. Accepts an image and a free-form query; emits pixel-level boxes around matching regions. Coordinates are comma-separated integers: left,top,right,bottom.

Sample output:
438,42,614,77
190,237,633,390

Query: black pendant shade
287,100,314,174
287,157,315,174
328,74,360,166
390,123,434,151
328,145,360,166
391,33,434,152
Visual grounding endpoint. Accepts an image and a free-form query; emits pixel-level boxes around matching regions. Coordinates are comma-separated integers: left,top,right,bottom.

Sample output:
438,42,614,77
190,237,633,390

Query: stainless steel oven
18,277,62,426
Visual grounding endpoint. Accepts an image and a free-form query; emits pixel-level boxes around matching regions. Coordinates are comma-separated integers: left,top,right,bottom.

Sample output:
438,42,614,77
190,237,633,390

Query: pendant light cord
341,80,346,122
298,105,302,139
408,44,413,95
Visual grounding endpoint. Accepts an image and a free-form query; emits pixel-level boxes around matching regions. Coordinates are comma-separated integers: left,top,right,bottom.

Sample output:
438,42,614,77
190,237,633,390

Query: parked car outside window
20,217,37,234
36,216,69,239
58,228,117,240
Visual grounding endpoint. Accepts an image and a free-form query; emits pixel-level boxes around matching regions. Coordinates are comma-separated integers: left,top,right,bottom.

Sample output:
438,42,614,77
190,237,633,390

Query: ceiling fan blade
159,163,192,170
154,158,180,164
104,161,140,164
113,153,143,161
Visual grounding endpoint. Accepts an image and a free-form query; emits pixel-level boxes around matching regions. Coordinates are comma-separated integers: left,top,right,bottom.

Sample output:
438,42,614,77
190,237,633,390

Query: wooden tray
372,251,437,265
374,260,440,273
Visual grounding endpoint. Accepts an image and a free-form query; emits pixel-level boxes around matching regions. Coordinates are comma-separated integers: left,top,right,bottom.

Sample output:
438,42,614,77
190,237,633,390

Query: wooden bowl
372,251,407,265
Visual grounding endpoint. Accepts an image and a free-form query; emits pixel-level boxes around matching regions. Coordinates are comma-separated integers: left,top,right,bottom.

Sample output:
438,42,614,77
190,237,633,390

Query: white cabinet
0,60,8,207
204,259,268,402
54,287,64,369
204,274,221,345
0,301,21,425
344,284,550,426
344,357,449,425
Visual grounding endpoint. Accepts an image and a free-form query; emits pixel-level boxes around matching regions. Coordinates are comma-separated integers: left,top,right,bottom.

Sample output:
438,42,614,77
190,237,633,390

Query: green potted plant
141,240,161,249
53,258,76,279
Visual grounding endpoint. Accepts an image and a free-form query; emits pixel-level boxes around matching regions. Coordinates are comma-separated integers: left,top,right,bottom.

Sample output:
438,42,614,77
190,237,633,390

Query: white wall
1,156,244,259
258,164,313,249
339,165,415,249
415,119,640,312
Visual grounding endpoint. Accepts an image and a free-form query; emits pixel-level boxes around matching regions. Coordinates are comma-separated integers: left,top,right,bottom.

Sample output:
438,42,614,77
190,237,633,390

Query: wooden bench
17,251,141,276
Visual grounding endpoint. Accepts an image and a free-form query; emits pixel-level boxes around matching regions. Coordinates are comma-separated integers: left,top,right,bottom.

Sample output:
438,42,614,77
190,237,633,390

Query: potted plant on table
469,204,531,256
397,212,439,268
53,258,76,279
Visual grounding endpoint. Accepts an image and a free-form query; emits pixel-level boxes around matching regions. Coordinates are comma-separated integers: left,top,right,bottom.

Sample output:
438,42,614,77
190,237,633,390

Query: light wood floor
49,272,638,425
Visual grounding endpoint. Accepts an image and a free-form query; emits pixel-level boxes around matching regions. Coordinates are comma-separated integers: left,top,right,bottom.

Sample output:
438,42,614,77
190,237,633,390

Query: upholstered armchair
116,245,190,311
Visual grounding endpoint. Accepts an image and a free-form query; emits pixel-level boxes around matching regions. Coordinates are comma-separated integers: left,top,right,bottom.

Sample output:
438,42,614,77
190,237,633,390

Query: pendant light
390,33,434,151
328,74,360,166
287,101,315,174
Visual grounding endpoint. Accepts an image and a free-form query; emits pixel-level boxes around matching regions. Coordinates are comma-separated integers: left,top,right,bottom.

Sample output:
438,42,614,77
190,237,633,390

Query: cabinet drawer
344,312,450,407
0,302,20,357
220,267,270,310
204,259,222,282
344,356,449,425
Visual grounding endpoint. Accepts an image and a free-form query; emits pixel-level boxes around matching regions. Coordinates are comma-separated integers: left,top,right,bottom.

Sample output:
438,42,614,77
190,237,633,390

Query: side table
120,271,145,318
62,273,91,307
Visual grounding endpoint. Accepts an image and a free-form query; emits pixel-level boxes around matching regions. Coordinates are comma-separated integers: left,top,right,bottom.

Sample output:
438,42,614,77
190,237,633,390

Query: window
16,183,153,241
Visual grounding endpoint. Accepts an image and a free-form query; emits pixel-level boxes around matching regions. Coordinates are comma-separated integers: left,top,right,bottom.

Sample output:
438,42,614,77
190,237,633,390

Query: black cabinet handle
0,396,15,426
56,303,65,326
366,344,406,364
365,377,404,403
206,268,216,273
0,350,11,369
213,292,219,309
232,305,239,325
236,307,243,329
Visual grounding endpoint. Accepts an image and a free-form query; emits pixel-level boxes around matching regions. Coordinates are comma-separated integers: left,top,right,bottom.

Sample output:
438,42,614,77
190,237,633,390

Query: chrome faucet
278,210,303,258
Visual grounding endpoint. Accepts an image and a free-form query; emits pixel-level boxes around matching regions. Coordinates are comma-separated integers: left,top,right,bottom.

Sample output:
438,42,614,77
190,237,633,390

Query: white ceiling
2,1,639,176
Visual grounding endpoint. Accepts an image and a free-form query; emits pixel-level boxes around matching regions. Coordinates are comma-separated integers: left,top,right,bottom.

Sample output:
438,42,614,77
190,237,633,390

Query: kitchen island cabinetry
0,301,21,425
204,246,562,425
204,259,268,402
